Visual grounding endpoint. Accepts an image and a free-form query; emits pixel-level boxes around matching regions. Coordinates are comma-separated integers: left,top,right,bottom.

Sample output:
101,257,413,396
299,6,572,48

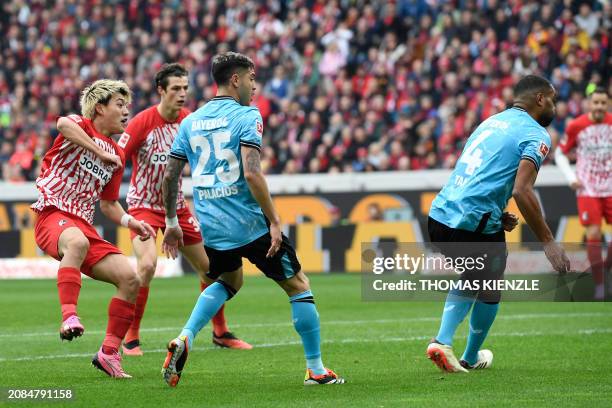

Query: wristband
120,214,134,228
165,216,179,228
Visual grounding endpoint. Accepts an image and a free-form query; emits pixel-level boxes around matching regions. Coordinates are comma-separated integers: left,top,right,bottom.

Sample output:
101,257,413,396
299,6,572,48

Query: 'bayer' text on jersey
430,107,551,234
170,96,268,250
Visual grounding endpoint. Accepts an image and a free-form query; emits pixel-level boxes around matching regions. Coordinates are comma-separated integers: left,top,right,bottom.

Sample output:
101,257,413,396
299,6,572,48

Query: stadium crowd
0,0,609,181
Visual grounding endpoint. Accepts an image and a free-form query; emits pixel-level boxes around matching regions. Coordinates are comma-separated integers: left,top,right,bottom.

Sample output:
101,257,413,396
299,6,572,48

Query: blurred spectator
575,3,600,37
0,0,609,181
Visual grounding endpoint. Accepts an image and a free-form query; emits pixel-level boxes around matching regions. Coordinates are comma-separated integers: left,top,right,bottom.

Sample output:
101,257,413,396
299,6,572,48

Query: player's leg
427,286,475,373
34,209,90,341
178,267,243,347
123,235,158,355
278,274,344,385
586,224,604,299
181,245,223,333
603,197,612,295
247,233,344,384
579,197,605,299
56,227,89,340
162,247,243,387
459,301,498,370
426,218,474,372
89,253,141,378
180,242,252,349
434,288,477,347
459,243,506,370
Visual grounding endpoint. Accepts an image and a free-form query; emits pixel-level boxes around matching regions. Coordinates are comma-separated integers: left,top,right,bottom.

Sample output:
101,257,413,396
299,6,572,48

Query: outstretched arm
100,199,155,240
241,145,282,258
513,159,570,273
161,157,187,258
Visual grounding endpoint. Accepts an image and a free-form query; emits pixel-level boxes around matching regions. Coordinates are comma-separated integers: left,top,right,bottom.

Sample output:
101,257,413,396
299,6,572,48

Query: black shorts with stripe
205,232,301,281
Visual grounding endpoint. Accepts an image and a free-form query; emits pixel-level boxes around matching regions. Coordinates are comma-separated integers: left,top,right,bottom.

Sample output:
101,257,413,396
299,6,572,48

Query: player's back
430,107,551,234
171,96,268,250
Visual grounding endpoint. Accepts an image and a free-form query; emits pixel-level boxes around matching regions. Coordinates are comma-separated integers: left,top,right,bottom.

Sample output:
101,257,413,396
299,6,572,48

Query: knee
218,269,243,296
65,236,90,257
200,274,214,285
138,258,157,281
119,269,141,294
281,271,310,296
193,256,210,275
194,259,210,281
287,271,310,293
216,279,241,300
223,274,243,293
586,227,602,240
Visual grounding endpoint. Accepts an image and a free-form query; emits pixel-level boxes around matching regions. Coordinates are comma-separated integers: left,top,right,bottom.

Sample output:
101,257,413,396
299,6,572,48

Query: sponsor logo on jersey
59,219,68,226
118,132,130,148
79,155,112,183
256,120,263,136
538,142,549,157
151,152,169,164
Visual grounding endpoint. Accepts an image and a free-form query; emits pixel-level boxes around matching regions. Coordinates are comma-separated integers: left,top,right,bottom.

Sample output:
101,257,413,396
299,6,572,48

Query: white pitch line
1,328,611,363
0,311,610,339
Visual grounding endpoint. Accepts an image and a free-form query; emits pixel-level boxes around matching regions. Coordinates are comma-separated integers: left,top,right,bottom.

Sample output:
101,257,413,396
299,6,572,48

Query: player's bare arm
241,145,282,258
512,160,570,273
161,157,186,258
57,117,123,169
99,199,155,240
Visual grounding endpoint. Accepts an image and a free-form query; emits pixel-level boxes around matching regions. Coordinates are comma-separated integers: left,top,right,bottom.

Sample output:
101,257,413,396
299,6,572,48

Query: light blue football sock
180,282,229,349
436,288,477,346
461,301,499,365
290,290,326,376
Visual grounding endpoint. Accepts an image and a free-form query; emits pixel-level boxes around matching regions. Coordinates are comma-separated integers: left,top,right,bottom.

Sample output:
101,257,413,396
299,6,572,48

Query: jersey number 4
459,129,493,176
190,131,240,187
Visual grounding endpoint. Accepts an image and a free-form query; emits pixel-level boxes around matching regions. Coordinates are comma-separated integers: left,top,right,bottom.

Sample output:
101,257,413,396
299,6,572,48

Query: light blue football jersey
429,107,551,234
170,96,268,250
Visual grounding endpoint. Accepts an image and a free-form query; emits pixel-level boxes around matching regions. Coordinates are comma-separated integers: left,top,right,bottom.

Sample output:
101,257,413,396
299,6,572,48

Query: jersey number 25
189,131,240,187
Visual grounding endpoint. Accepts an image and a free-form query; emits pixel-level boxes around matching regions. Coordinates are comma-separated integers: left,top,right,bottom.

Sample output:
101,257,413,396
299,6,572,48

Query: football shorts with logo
577,196,612,226
34,207,122,276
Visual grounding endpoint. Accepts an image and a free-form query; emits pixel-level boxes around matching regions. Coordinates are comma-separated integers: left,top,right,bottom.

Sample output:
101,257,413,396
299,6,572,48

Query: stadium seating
0,0,609,180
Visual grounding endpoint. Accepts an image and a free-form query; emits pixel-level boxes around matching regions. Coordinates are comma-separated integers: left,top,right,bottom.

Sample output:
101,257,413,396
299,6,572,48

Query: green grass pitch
1,274,611,407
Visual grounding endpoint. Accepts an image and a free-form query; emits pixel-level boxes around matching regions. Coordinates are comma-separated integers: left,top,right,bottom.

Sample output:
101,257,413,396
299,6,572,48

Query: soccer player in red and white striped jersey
31,79,156,378
117,63,251,354
555,87,612,299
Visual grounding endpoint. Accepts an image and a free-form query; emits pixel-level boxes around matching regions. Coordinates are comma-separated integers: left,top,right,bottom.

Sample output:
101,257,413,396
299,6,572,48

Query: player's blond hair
80,79,131,119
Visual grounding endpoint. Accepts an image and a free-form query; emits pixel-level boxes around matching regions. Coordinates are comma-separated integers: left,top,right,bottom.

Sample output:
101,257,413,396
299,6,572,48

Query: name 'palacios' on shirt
196,184,239,200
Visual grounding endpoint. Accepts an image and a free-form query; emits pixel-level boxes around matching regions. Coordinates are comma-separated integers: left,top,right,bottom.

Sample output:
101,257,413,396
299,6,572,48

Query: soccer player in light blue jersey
160,52,344,386
426,75,571,373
